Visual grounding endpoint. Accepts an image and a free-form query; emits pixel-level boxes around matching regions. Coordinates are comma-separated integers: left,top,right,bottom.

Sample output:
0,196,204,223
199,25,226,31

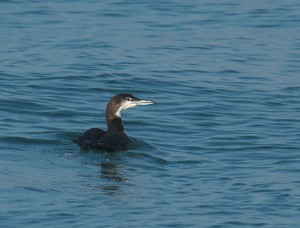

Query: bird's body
74,94,154,152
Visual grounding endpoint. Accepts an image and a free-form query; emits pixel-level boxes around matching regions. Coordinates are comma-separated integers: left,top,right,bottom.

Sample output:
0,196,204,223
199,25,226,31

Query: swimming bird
74,94,154,152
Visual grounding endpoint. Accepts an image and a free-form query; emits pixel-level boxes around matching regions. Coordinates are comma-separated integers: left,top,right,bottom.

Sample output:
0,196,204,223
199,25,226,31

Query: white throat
115,102,137,117
115,109,122,117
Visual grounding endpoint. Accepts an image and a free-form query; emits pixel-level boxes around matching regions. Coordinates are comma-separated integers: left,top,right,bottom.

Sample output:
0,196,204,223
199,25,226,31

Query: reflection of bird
101,162,123,182
74,94,154,152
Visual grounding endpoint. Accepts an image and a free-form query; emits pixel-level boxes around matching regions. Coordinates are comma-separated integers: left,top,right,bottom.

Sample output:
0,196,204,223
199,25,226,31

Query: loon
74,94,154,152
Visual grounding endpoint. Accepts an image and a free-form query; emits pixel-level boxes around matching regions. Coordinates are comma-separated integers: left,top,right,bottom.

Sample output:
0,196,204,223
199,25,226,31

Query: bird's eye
126,97,131,101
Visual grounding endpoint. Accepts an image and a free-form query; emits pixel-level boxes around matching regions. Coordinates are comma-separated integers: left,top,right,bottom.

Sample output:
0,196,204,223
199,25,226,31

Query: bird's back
74,128,134,152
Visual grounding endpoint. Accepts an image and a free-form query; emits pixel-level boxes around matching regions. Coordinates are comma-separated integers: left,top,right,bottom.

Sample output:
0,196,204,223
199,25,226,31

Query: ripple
126,151,168,165
0,98,48,113
0,136,61,145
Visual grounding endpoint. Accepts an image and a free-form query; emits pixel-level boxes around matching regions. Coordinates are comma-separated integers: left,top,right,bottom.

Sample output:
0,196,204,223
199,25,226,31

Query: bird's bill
132,99,155,106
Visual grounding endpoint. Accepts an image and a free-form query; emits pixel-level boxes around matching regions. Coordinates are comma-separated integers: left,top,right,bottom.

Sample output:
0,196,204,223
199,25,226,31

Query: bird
74,94,154,152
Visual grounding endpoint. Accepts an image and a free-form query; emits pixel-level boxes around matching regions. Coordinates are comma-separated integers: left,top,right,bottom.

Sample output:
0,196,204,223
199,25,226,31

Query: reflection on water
100,162,124,182
77,151,128,195
99,162,125,195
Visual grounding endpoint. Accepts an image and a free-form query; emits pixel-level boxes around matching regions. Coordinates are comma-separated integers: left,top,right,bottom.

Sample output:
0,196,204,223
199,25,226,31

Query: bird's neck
106,102,125,133
106,115,125,133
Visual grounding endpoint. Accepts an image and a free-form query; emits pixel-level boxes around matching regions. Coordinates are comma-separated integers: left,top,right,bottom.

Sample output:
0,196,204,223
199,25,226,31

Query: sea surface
1,1,300,227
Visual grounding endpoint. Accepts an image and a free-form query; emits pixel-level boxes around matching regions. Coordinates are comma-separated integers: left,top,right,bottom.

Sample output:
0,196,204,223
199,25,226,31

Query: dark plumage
74,94,154,152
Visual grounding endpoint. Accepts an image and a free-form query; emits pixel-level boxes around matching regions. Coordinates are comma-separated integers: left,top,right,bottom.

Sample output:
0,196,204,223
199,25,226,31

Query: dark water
1,1,300,227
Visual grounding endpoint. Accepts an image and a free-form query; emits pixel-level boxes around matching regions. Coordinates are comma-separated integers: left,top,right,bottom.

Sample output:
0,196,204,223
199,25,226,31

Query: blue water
1,1,300,227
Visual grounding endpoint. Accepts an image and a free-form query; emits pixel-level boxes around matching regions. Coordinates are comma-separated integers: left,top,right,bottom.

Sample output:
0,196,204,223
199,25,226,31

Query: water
1,1,300,227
